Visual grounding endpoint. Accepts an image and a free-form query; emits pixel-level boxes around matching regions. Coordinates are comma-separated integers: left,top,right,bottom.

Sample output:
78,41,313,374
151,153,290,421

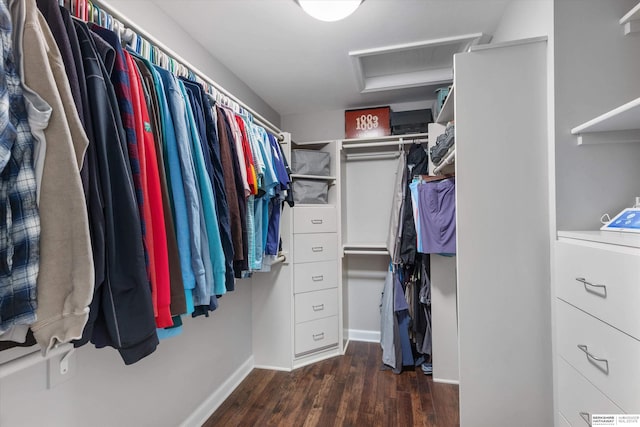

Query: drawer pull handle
579,412,591,426
312,275,324,282
312,304,325,311
575,277,607,297
312,246,324,252
577,344,609,373
312,332,325,341
311,219,323,224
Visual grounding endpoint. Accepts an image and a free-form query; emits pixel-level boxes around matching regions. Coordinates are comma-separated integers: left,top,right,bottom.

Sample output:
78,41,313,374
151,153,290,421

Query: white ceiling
148,0,512,117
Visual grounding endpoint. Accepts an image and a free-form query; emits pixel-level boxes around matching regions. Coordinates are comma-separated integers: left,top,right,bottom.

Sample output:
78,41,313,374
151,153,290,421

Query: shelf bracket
575,129,640,146
623,19,640,35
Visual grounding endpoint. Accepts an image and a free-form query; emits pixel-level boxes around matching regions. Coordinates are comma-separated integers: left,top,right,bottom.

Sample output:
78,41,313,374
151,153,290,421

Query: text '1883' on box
345,107,391,139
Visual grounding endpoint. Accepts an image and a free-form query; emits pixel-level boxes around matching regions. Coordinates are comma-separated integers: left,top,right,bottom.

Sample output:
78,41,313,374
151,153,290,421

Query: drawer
556,299,640,412
556,241,640,340
557,356,624,427
294,315,339,356
294,233,337,263
293,206,337,234
294,260,338,294
295,288,338,324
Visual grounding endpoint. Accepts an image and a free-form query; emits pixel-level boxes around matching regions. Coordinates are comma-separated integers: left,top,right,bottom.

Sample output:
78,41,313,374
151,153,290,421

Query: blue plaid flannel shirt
0,1,40,333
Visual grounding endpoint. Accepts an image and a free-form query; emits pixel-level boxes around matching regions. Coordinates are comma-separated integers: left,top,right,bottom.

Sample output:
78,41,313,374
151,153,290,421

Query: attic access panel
349,33,490,93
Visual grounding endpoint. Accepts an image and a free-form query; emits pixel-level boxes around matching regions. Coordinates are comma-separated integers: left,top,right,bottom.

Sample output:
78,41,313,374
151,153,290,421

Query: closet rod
0,343,73,379
94,0,283,138
433,148,456,175
342,140,426,149
344,152,400,161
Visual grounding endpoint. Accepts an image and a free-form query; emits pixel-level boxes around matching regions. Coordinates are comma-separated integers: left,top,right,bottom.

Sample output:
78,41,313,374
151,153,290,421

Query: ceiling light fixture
297,0,363,22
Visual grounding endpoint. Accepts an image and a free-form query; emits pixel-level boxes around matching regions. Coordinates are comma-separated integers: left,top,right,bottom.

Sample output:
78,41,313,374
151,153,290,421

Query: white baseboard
253,364,292,372
348,329,381,343
180,356,255,427
433,377,460,385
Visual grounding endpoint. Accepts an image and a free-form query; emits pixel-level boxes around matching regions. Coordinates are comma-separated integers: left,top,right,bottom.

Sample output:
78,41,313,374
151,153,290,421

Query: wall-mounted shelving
570,96,640,145
620,2,640,35
435,86,455,124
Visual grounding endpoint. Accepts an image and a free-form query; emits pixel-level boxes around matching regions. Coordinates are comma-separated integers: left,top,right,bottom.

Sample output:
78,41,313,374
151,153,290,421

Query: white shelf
435,86,454,124
570,97,640,145
557,230,640,249
342,243,389,256
290,174,336,181
620,3,640,35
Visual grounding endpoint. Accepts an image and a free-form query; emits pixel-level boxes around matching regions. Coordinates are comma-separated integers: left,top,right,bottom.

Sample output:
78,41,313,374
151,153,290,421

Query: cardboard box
345,107,391,139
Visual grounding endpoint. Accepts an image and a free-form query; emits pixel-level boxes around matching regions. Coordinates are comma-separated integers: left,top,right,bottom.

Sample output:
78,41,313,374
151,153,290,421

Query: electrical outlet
47,349,76,389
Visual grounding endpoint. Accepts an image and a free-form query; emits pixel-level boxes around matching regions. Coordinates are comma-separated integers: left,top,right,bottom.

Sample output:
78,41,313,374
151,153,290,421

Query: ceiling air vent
349,33,491,93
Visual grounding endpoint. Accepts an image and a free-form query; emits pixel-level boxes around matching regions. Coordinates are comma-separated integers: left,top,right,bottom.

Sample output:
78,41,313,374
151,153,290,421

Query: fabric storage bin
292,179,329,204
291,150,331,176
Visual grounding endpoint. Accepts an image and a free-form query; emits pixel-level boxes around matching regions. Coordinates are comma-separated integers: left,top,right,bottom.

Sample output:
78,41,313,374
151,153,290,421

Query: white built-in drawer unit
294,315,339,356
293,206,337,234
556,241,640,340
291,202,340,361
556,299,640,412
294,288,338,324
557,356,624,426
293,233,338,263
555,232,640,418
294,260,337,294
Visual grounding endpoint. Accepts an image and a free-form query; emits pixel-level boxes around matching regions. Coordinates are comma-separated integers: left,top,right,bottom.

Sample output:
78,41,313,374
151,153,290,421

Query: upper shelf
570,96,640,145
620,2,640,35
435,86,454,124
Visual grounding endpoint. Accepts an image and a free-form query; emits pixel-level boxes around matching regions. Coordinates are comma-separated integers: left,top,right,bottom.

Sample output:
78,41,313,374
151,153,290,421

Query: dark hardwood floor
204,341,460,427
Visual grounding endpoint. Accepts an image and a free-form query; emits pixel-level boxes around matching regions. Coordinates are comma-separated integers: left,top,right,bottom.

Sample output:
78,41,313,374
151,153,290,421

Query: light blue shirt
179,80,226,297
156,68,206,308
151,66,194,314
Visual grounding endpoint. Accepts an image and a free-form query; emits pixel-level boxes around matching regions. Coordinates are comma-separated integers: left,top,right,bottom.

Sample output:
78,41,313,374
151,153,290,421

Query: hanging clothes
399,144,428,266
0,0,40,336
416,178,456,254
16,0,94,354
73,20,158,365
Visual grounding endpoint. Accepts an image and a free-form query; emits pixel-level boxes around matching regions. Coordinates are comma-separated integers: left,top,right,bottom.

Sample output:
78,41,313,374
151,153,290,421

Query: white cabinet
251,136,344,370
555,233,640,418
553,2,640,424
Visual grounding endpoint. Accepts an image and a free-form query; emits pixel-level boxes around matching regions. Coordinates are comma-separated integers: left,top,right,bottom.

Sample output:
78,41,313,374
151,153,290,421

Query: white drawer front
294,233,337,263
294,261,338,294
557,356,624,426
293,207,337,234
556,241,640,340
294,316,339,356
295,288,338,324
556,299,640,412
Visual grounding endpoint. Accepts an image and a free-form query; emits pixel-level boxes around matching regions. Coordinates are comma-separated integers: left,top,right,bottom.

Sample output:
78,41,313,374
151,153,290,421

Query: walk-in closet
1,1,639,426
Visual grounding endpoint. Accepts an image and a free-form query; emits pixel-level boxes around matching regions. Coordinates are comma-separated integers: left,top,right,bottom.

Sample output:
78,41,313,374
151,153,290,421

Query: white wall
0,283,253,427
554,0,640,230
106,0,281,127
491,0,552,44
